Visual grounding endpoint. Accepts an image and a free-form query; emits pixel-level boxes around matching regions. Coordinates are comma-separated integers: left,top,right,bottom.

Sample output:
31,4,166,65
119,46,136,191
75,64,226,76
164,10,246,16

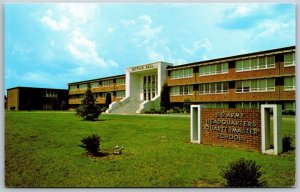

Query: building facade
68,46,296,113
7,87,68,110
68,75,126,109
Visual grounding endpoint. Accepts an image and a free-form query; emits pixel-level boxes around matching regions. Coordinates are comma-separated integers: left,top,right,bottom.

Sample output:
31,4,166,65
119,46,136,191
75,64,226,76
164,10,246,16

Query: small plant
221,158,266,187
10,106,16,111
79,134,100,156
183,99,192,113
282,135,293,152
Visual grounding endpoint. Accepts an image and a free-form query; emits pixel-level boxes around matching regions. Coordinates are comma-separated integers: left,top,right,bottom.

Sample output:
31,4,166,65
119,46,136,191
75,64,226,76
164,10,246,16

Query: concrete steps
111,100,143,114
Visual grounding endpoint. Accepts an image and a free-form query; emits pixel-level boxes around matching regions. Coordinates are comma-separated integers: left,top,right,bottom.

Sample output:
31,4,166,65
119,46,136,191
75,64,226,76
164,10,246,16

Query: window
236,55,275,71
79,95,84,100
170,85,193,95
201,102,229,108
93,93,100,98
284,52,295,67
235,102,260,109
44,91,58,98
79,84,87,90
170,68,193,79
199,82,229,94
236,78,275,92
91,82,99,88
102,92,113,98
116,90,125,98
284,76,296,91
70,85,77,91
102,80,113,87
116,78,125,85
199,62,228,76
284,102,296,111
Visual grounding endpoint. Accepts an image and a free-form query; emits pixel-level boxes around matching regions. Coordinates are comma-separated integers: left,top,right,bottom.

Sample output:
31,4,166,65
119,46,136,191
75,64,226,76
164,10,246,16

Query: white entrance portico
106,61,172,114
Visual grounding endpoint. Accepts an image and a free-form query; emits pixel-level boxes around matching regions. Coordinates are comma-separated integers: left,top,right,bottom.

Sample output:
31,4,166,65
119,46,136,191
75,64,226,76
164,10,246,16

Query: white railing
136,95,161,113
105,96,130,113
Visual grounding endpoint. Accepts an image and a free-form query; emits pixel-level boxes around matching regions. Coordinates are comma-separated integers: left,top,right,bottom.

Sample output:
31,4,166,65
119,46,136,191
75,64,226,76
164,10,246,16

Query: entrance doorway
143,74,158,100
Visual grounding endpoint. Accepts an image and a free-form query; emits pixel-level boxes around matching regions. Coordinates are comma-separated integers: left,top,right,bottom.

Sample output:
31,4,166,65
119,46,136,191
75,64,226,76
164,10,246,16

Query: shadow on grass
83,151,110,158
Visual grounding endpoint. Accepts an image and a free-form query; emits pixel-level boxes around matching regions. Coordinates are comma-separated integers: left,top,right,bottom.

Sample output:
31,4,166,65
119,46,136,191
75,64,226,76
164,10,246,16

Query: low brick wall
202,108,261,152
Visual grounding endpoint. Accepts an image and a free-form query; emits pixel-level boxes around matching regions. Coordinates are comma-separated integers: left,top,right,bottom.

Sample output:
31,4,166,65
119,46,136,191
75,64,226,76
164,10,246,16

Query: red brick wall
201,108,261,152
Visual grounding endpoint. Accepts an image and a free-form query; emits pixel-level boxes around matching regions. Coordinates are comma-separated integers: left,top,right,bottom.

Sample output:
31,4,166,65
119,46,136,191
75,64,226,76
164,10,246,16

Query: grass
5,112,296,187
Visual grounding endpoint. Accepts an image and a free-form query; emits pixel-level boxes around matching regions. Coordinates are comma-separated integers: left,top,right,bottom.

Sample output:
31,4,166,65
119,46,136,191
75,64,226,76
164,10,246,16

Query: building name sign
204,112,259,142
131,64,154,72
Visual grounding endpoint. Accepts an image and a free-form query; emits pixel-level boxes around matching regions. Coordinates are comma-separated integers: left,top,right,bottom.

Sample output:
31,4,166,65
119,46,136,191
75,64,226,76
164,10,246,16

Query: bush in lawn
76,84,101,121
79,134,100,156
221,158,266,187
10,106,16,111
282,135,293,152
105,92,112,108
160,83,171,111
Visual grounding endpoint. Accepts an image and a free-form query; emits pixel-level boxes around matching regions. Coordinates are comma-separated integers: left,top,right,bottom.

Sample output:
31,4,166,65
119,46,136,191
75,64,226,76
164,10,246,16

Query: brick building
68,46,296,113
68,75,126,109
7,87,68,110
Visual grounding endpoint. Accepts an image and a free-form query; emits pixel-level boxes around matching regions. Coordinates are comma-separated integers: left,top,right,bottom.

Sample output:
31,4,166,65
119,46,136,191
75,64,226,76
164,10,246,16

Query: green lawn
5,112,296,187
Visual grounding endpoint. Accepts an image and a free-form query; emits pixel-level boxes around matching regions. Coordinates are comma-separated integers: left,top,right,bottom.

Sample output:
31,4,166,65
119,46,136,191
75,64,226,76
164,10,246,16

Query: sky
4,3,295,91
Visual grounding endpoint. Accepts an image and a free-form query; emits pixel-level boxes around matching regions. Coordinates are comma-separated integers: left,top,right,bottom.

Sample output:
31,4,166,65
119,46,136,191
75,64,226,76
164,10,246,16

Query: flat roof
68,74,125,85
166,46,295,70
7,86,68,91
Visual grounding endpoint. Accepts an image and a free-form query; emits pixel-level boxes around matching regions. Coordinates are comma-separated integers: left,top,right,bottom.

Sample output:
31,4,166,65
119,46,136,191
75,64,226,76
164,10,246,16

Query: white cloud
21,71,54,85
41,16,69,31
147,49,164,61
50,40,55,46
138,15,152,26
66,30,118,68
135,15,163,45
57,4,98,24
183,38,213,55
228,4,259,18
172,58,187,65
254,20,291,38
107,27,114,33
121,19,136,27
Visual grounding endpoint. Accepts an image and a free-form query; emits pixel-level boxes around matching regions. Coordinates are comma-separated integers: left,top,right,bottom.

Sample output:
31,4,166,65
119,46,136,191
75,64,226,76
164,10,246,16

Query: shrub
10,106,16,111
221,158,266,187
160,83,171,111
79,134,100,156
101,106,108,113
282,135,293,152
76,84,101,121
105,93,112,108
183,99,192,113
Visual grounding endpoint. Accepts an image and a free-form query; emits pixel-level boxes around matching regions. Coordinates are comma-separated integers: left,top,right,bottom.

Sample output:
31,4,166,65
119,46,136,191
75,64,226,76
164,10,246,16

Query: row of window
70,78,126,90
170,85,193,96
236,78,275,92
236,55,275,72
199,62,228,76
199,82,229,94
170,68,193,79
69,91,125,99
170,77,295,95
43,91,58,98
169,52,295,79
198,101,295,111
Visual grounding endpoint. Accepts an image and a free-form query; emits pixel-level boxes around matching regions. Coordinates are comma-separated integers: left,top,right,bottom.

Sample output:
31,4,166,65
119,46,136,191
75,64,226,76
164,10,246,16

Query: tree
160,83,171,111
76,84,101,121
105,92,112,108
